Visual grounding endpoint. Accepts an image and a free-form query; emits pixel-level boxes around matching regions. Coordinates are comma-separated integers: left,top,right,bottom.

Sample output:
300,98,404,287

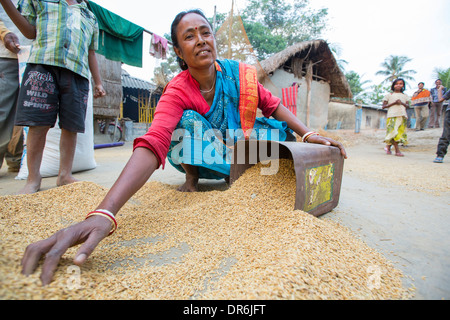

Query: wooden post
305,61,313,127
212,6,217,34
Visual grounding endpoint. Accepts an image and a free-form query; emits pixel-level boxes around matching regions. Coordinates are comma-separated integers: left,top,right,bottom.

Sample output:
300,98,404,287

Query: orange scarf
411,89,431,105
238,63,258,140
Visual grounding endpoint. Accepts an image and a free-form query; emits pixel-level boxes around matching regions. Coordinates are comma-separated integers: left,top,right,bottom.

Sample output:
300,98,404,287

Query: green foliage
375,55,416,87
346,70,390,105
434,67,450,88
209,12,227,33
151,34,180,87
240,0,328,60
240,21,286,59
153,0,329,81
362,83,391,105
345,71,371,98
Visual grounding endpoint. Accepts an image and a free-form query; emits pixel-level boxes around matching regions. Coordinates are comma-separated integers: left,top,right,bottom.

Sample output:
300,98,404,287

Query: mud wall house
359,104,387,130
257,40,354,131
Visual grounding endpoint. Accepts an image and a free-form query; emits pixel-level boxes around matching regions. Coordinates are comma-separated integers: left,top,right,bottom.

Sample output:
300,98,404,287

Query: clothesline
143,29,173,46
87,2,171,64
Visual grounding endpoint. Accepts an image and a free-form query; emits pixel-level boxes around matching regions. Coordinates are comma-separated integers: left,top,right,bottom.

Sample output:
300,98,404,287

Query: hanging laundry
282,83,299,116
149,33,168,60
87,1,144,67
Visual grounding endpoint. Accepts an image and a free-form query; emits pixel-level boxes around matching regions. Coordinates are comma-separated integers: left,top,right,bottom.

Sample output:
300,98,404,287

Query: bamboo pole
227,0,234,59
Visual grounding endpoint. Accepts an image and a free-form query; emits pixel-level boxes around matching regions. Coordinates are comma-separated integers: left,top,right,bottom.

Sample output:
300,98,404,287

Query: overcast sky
92,0,450,96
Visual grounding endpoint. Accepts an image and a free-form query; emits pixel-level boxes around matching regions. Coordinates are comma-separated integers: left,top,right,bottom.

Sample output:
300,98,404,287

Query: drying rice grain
0,160,413,300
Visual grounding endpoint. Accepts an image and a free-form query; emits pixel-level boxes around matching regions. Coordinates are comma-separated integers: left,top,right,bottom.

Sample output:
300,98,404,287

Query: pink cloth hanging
149,33,168,59
282,84,299,116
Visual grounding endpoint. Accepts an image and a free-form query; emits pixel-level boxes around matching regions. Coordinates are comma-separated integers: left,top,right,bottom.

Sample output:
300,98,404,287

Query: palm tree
376,55,416,87
329,43,348,72
434,67,450,89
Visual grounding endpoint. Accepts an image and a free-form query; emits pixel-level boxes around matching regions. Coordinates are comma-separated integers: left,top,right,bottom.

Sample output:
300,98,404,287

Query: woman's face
174,13,217,70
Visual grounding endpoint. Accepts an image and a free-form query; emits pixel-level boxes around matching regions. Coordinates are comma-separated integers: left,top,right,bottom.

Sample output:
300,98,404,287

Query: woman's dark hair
171,9,213,70
391,78,406,92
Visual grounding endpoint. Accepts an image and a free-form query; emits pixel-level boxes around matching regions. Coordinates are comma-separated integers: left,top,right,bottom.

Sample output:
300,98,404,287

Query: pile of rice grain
0,160,413,300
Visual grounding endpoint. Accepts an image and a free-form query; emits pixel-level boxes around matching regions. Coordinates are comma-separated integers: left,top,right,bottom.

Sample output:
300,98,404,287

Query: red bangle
85,210,117,235
302,131,319,143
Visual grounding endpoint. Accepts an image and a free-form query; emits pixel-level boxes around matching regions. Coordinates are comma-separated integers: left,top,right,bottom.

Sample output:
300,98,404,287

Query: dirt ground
0,127,449,300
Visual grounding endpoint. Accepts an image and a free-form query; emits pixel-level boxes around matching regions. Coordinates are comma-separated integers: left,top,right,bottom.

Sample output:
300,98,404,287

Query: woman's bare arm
21,147,160,285
272,104,347,158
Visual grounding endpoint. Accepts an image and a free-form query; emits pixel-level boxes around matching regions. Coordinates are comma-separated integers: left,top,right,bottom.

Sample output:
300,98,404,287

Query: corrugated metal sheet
121,70,156,91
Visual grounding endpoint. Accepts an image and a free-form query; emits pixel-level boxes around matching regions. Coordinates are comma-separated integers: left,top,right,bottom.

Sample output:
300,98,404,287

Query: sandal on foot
384,147,392,155
395,152,404,157
434,157,443,163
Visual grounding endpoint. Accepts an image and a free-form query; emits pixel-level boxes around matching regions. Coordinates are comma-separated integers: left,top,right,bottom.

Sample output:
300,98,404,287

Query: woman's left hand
307,134,348,159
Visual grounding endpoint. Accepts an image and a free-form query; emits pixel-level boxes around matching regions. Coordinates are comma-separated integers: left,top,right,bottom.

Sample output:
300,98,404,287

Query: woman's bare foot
177,175,199,192
56,175,80,187
177,164,199,192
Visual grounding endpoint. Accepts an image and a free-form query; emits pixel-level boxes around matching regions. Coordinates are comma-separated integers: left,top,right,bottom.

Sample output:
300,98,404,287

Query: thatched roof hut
258,40,353,100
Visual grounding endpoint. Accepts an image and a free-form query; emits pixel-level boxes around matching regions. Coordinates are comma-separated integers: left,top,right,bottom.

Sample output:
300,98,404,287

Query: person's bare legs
384,144,392,154
56,128,79,187
177,163,199,192
17,126,50,194
392,141,404,156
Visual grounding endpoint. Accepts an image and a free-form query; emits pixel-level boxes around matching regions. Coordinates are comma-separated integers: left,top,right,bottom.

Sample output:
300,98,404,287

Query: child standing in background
382,78,410,157
0,0,106,194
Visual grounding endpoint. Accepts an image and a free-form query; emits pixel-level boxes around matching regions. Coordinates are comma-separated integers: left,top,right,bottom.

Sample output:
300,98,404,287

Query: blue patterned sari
167,60,291,179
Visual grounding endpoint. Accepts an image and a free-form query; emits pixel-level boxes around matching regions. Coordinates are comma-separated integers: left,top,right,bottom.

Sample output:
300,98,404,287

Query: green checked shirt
17,0,99,79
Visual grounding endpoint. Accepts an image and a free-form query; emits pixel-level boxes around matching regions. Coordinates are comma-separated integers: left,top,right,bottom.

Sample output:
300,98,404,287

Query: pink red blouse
133,68,281,168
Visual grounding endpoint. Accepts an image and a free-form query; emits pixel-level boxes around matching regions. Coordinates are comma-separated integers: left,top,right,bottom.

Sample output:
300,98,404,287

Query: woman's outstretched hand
307,134,348,159
21,215,111,285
